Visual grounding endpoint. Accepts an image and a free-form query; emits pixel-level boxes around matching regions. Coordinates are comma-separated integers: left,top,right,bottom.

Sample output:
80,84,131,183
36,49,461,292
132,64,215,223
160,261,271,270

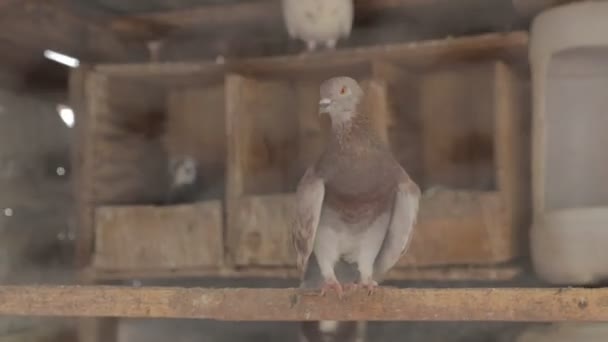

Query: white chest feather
315,206,390,264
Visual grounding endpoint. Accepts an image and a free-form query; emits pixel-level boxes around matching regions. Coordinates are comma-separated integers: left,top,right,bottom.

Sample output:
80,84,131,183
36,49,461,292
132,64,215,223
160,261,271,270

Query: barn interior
2,0,607,341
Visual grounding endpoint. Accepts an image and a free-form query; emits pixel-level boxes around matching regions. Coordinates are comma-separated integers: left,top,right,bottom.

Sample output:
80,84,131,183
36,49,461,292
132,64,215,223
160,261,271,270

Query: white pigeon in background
281,0,354,52
166,155,199,204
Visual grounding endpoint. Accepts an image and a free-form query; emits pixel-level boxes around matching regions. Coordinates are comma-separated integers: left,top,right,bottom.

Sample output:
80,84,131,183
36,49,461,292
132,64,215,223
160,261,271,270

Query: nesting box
73,32,530,281
225,32,531,274
372,58,530,267
71,63,226,274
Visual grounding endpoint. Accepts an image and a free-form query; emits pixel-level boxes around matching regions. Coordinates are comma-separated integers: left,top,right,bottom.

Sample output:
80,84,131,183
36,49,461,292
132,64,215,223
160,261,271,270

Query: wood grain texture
83,264,522,282
75,70,109,267
420,61,496,190
1,286,607,322
232,194,296,266
400,190,509,266
493,61,530,253
75,63,225,268
70,65,94,267
93,202,223,270
230,32,527,74
374,59,527,266
228,190,513,267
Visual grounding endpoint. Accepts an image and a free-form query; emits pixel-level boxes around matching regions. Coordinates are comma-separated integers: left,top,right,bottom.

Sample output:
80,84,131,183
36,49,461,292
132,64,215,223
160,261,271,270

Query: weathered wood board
93,202,223,270
75,32,530,280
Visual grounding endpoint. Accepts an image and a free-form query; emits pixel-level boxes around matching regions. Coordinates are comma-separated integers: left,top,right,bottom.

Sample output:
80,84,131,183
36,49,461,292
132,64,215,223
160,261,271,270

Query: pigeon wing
292,167,325,278
373,167,421,281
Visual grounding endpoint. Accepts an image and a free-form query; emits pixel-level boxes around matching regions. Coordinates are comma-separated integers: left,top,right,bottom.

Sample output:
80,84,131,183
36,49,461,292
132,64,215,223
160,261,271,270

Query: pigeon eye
340,86,347,95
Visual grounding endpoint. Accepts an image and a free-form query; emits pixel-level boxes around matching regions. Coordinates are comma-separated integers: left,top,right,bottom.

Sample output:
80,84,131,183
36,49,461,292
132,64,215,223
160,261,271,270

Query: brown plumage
293,76,421,297
294,77,420,342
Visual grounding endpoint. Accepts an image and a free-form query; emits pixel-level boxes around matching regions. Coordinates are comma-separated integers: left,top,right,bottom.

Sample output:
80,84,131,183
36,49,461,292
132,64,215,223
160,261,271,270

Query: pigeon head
319,76,363,123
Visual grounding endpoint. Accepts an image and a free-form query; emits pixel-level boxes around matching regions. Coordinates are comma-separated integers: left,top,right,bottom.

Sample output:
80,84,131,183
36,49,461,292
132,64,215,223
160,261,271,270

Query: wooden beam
1,286,608,321
82,264,523,283
107,0,509,38
108,0,434,31
0,0,146,62
106,0,531,60
110,1,279,35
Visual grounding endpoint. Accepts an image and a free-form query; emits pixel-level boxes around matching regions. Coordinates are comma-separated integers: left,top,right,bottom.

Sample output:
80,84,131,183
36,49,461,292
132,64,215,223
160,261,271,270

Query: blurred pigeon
281,0,354,52
166,155,225,204
166,155,199,204
293,77,420,340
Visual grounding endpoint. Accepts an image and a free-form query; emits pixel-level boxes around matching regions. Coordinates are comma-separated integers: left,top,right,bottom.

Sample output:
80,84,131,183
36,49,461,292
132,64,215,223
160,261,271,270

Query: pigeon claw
320,280,344,299
361,280,378,296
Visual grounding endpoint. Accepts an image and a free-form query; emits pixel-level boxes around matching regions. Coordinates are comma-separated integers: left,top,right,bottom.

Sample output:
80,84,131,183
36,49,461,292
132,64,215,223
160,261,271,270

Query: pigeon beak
319,98,332,115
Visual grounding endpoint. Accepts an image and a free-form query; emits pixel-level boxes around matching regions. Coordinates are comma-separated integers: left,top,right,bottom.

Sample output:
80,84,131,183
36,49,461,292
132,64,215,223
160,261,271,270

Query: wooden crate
225,32,530,270
73,32,529,281
373,59,530,267
72,63,226,273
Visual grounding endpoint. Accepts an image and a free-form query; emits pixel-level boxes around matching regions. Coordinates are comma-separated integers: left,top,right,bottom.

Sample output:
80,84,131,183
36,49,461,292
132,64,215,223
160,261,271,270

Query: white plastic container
530,1,608,285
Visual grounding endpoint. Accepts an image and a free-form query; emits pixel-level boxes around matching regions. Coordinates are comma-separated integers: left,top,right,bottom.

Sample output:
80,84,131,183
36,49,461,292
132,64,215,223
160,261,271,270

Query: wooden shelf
72,31,531,281
1,285,607,322
82,264,523,282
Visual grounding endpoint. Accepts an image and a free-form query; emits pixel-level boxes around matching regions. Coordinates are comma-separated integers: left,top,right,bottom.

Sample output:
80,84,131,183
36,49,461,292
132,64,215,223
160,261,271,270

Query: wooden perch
1,286,608,322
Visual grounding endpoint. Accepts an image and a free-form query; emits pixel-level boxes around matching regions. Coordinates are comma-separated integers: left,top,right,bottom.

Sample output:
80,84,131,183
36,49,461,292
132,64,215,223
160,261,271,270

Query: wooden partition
72,32,530,282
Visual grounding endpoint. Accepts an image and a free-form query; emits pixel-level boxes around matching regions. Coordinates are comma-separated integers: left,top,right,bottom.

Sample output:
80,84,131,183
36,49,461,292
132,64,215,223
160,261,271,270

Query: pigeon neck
331,112,376,147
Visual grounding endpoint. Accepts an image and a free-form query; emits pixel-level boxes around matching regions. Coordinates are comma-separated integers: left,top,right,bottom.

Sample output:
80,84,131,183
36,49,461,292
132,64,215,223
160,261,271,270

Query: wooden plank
225,74,249,266
70,66,120,342
84,264,522,282
494,61,530,251
229,190,515,267
230,32,527,74
1,286,608,322
420,61,496,190
225,74,301,265
106,4,532,60
232,194,296,266
108,0,432,34
73,67,103,267
107,0,535,39
92,202,223,270
400,190,511,266
361,79,391,146
372,62,426,183
294,80,329,173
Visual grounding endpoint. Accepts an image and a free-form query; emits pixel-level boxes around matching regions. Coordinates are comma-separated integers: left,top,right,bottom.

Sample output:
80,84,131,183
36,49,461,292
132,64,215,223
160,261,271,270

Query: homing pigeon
293,76,421,340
